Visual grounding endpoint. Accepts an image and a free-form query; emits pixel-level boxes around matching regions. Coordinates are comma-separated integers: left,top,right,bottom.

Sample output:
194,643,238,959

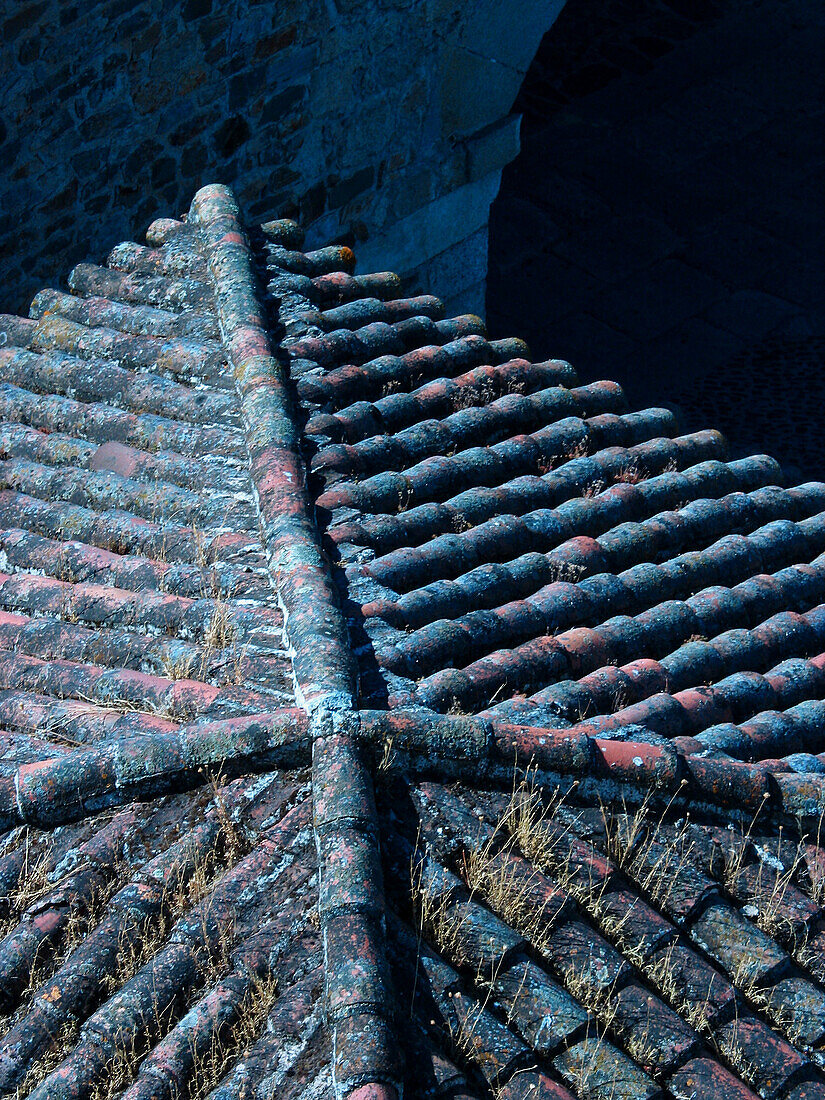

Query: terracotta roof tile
0,182,822,1097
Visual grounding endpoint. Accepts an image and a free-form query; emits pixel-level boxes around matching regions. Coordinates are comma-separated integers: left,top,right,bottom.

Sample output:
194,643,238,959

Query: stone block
356,171,501,281
467,113,522,184
424,225,488,301
452,0,566,86
444,280,486,321
440,44,523,138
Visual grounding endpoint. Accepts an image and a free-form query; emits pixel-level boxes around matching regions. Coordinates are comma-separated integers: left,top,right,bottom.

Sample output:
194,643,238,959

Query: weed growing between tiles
403,767,825,1090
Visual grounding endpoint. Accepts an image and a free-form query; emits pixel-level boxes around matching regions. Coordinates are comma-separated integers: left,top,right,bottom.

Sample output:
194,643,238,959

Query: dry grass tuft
581,479,606,499
801,809,825,907
187,973,279,1099
86,1031,143,1100
453,379,497,411
537,438,589,476
411,860,461,965
160,651,197,681
548,560,586,584
0,833,52,939
13,1021,79,1098
203,601,236,653
613,460,647,485
642,944,716,1036
462,827,566,956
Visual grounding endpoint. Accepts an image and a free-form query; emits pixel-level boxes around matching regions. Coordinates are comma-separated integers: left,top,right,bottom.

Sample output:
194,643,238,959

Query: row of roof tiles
0,183,821,1098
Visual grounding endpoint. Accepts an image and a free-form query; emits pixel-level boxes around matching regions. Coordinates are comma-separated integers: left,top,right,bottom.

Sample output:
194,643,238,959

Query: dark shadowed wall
488,0,825,476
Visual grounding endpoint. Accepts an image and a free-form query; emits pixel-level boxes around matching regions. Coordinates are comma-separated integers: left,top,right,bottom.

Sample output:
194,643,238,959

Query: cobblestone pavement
488,0,825,478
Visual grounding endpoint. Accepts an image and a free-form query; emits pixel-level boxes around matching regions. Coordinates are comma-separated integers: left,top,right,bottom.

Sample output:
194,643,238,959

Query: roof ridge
189,184,354,715
188,185,401,1099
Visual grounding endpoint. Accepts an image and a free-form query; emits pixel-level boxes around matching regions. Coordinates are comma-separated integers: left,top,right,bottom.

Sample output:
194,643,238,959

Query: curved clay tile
0,183,822,1098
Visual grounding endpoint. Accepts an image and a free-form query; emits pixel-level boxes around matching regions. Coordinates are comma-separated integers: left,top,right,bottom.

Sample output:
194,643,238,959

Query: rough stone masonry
0,0,564,318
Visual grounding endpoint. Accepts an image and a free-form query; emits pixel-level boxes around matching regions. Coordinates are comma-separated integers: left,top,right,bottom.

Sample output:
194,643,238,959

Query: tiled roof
0,183,823,1099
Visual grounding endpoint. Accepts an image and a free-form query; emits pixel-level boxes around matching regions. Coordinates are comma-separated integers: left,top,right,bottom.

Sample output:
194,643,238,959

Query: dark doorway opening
487,0,825,478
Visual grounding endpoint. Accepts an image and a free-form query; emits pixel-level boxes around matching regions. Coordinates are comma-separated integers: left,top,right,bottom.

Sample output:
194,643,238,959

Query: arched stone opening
488,0,825,477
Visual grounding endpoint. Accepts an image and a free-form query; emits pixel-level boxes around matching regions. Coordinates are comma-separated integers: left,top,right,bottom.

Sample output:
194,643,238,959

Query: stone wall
0,0,564,316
